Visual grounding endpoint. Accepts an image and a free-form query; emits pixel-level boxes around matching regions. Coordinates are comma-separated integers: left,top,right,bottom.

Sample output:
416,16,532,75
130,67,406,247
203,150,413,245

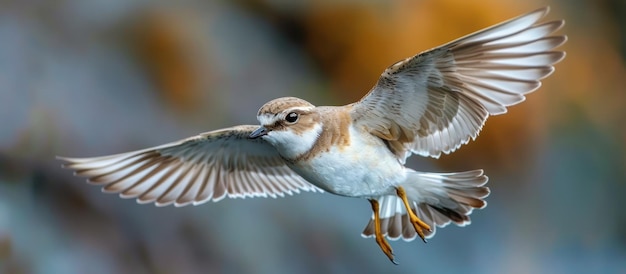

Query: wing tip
56,155,77,168
527,6,550,20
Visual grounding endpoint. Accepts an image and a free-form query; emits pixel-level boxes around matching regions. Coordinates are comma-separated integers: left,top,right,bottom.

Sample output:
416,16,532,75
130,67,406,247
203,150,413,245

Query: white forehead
258,113,277,126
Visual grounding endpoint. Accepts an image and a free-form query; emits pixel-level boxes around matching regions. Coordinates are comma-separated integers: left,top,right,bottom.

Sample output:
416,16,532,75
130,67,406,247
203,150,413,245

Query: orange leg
369,199,397,264
396,186,431,243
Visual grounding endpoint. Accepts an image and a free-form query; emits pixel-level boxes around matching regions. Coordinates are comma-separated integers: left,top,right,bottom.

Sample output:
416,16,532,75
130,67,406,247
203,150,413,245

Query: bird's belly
289,142,406,198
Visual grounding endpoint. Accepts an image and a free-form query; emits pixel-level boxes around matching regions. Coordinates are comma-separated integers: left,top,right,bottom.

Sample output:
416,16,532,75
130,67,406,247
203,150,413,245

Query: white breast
288,126,407,198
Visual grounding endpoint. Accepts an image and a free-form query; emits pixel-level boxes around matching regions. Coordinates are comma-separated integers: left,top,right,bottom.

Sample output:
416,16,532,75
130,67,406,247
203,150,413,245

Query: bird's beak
249,126,269,139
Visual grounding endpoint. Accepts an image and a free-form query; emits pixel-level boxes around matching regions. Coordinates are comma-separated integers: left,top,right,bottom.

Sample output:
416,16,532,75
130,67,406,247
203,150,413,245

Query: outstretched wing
350,7,566,160
58,125,321,207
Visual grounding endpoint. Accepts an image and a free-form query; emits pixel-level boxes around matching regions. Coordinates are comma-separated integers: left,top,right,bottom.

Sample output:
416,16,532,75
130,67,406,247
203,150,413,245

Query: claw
396,186,431,243
369,199,398,264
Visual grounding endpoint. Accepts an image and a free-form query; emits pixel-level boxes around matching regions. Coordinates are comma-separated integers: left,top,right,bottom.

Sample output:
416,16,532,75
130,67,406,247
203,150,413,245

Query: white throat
264,123,322,160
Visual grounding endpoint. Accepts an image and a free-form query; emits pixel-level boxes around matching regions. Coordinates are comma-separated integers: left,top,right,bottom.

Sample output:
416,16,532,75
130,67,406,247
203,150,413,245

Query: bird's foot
396,186,431,243
369,199,398,264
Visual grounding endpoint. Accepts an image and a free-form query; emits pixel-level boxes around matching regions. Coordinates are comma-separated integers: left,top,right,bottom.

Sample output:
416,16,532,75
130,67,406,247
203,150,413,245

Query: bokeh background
1,0,625,273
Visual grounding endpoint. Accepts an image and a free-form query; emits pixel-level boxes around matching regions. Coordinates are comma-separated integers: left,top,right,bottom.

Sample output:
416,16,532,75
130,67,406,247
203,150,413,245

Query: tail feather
362,169,489,241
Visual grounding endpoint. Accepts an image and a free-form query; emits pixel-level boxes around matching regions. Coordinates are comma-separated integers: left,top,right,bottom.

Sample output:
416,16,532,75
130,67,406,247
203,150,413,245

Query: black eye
285,112,299,123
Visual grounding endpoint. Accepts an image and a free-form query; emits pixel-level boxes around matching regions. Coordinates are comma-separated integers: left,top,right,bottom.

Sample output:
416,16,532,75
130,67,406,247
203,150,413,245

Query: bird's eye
285,112,299,123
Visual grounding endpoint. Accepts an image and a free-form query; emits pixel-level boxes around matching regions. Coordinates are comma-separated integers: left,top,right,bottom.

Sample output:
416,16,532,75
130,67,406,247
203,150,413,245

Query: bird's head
249,97,321,159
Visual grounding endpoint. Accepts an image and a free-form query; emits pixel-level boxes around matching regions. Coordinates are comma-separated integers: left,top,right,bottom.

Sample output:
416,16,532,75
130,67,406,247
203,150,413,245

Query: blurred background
0,0,624,273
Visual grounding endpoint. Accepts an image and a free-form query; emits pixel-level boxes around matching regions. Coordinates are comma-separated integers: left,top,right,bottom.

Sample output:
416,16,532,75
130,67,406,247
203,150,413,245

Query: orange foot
369,199,397,264
396,186,431,243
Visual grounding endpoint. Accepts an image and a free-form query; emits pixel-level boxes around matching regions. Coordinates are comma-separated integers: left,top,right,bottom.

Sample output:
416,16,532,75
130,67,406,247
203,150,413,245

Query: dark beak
249,126,269,139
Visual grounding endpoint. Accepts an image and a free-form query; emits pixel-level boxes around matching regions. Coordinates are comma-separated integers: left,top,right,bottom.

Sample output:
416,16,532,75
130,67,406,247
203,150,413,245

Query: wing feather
351,7,566,159
58,125,322,207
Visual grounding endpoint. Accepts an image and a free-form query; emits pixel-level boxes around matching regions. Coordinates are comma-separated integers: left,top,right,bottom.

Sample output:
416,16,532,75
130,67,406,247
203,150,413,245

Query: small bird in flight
58,7,566,263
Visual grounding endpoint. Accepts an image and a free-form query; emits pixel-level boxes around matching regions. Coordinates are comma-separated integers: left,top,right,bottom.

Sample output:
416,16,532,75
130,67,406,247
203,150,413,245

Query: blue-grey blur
1,0,624,273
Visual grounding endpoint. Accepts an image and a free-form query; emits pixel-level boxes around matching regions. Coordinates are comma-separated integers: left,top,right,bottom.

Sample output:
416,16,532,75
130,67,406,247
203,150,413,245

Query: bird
57,7,566,264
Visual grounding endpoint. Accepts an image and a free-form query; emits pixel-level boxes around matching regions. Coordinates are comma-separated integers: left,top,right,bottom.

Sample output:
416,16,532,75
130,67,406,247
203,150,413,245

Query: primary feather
351,7,566,160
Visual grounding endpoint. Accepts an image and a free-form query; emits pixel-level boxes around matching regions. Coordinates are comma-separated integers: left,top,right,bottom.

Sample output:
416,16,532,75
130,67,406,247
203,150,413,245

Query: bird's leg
369,199,397,264
396,186,431,243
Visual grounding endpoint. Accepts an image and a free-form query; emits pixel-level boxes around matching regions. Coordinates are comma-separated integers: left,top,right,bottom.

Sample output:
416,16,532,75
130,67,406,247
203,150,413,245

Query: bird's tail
362,169,489,241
